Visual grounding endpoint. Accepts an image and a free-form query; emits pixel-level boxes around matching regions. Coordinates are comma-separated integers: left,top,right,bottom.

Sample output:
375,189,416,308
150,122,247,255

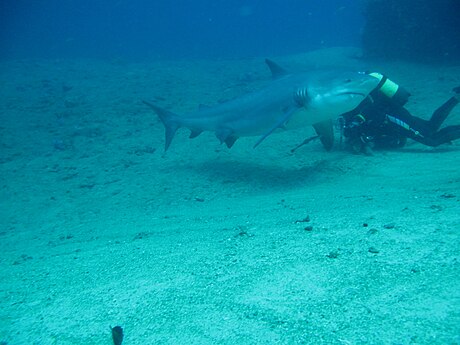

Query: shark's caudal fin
143,100,179,151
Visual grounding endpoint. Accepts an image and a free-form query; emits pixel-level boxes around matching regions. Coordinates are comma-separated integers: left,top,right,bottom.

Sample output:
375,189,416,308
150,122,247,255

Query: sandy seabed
0,48,459,344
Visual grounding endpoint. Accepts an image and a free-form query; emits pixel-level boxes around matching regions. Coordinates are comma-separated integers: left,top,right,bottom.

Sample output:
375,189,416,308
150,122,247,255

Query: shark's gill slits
294,87,309,106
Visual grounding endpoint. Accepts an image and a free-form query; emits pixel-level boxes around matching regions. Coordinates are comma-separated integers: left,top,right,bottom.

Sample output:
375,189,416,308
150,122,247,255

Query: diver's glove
343,114,365,138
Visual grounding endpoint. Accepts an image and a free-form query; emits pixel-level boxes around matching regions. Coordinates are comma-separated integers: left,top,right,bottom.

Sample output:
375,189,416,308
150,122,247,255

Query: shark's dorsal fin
265,59,289,79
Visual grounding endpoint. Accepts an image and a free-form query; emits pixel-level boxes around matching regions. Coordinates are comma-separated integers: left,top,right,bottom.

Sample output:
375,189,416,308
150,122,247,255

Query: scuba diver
340,72,460,154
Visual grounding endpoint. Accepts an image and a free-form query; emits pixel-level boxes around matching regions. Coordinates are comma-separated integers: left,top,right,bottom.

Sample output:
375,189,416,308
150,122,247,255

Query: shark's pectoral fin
313,120,335,151
215,128,238,149
253,107,298,148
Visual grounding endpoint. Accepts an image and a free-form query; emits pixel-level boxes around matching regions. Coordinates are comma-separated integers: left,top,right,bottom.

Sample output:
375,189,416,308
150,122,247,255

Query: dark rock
368,247,379,254
440,193,456,199
362,0,460,62
62,84,73,93
326,251,339,259
295,215,310,224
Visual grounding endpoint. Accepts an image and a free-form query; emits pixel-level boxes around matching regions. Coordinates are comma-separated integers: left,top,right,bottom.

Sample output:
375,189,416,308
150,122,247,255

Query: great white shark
143,59,378,151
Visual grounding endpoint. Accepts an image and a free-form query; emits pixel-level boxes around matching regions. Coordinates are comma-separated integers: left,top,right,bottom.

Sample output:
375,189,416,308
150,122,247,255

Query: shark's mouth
337,91,366,97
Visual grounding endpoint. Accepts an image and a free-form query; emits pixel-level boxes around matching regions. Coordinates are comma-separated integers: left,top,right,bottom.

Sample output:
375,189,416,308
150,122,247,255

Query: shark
143,59,379,151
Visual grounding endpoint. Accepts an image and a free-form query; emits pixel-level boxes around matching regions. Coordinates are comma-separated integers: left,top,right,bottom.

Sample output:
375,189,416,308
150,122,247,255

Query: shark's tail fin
143,100,179,151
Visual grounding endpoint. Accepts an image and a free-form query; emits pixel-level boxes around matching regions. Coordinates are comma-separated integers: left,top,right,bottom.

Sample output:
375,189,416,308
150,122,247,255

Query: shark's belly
231,108,316,136
225,109,288,137
187,103,289,137
283,108,332,130
185,87,305,138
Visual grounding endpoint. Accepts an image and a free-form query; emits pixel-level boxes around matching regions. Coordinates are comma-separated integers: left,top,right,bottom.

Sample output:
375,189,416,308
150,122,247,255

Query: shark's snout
337,76,379,99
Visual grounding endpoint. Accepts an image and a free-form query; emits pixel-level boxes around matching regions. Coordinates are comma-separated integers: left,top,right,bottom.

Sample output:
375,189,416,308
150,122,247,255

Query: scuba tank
368,72,411,106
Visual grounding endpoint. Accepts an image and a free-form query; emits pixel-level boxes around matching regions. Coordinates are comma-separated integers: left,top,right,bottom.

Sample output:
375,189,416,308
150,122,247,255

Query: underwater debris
362,0,460,61
111,325,124,345
295,215,310,224
440,193,456,199
326,251,339,259
62,84,73,93
383,223,395,229
368,247,379,254
368,228,379,235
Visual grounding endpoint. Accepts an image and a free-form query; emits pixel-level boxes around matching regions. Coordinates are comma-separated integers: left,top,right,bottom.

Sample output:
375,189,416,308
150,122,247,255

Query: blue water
0,0,364,60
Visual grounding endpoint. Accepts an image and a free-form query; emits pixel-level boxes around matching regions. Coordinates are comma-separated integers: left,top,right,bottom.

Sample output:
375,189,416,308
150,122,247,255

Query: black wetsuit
343,89,460,148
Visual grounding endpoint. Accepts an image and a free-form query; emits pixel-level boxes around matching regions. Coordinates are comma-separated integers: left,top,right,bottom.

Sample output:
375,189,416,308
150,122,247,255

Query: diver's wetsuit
343,90,460,148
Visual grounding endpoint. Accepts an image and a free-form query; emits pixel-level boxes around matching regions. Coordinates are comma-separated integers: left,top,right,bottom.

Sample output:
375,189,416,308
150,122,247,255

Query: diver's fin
313,120,334,151
143,100,179,151
254,107,297,148
265,59,289,79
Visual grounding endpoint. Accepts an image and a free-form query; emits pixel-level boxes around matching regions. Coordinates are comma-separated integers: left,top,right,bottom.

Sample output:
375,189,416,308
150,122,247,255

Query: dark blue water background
1,0,364,60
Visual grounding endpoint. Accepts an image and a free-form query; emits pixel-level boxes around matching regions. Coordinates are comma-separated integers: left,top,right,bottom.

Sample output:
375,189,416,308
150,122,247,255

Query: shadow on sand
181,158,341,191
